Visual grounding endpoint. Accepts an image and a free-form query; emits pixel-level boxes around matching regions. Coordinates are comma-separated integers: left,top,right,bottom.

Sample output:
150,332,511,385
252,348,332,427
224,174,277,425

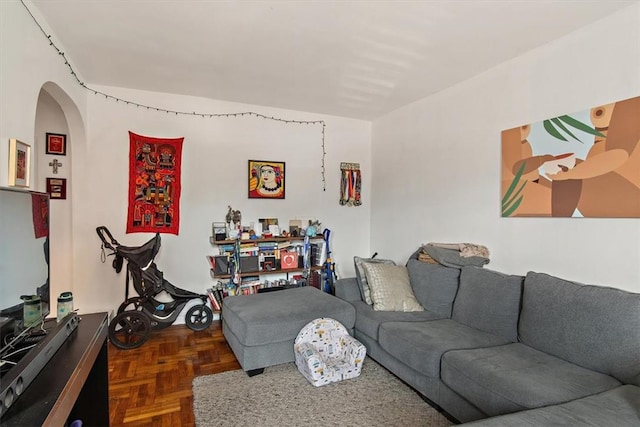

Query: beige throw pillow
362,263,424,312
354,256,396,305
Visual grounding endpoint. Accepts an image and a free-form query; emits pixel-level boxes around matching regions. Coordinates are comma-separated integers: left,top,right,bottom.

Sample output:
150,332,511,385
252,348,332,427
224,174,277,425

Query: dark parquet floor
108,321,240,427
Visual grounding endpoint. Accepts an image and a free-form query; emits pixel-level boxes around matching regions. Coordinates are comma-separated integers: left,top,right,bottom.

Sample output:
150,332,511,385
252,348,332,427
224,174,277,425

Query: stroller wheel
109,311,151,350
185,305,213,331
117,297,143,314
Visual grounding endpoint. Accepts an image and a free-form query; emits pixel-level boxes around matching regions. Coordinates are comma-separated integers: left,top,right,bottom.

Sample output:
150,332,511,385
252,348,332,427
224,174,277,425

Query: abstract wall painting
501,95,640,217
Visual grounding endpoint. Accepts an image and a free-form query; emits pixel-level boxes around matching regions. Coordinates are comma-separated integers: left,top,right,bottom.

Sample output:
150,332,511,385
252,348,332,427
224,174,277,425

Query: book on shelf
218,244,235,254
239,275,261,287
308,270,323,290
310,241,327,266
258,243,278,253
214,288,224,308
207,288,221,311
257,242,278,251
277,240,292,250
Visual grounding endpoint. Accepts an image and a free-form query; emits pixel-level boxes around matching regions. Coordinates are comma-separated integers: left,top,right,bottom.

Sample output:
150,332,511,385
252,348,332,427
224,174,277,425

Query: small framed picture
289,219,302,237
8,138,31,187
259,218,279,236
46,133,67,156
46,177,67,200
248,160,285,199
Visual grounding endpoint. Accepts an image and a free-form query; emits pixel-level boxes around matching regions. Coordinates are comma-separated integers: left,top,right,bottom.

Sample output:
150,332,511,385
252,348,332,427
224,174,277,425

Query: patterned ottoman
222,287,356,376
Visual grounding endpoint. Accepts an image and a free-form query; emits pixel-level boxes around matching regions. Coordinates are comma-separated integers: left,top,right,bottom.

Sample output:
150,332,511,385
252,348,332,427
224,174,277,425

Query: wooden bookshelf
208,235,325,279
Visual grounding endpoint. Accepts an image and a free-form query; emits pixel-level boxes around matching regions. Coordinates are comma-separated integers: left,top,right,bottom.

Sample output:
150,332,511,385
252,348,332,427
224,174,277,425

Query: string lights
20,0,327,190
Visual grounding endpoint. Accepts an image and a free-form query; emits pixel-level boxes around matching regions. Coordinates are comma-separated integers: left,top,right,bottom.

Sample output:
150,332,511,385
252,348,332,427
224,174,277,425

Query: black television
0,187,61,417
0,187,50,332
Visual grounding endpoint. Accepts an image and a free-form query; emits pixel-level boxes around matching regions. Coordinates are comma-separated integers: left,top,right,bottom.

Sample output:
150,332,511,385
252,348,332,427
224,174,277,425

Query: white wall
0,1,87,189
35,89,74,303
4,0,639,322
73,86,371,315
1,0,372,317
1,1,88,317
372,4,640,293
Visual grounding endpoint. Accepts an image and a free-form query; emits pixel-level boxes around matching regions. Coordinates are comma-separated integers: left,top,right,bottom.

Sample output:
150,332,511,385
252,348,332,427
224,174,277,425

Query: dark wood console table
1,312,110,427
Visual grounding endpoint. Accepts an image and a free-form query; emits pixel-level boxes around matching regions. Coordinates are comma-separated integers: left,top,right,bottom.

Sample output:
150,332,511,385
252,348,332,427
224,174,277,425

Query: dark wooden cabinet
1,312,110,427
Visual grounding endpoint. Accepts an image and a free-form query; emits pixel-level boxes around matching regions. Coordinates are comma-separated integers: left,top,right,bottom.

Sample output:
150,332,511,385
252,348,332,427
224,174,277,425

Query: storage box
213,255,230,275
239,256,260,273
280,251,298,269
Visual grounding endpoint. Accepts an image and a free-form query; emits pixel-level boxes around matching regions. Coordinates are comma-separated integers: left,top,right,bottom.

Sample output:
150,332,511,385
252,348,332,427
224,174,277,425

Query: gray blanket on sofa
421,244,490,268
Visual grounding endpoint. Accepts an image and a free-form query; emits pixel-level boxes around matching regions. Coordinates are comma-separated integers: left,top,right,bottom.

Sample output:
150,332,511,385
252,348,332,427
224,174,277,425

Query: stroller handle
96,226,119,250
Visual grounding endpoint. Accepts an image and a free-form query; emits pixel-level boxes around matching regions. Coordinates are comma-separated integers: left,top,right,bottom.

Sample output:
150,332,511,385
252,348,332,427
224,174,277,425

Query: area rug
192,358,452,427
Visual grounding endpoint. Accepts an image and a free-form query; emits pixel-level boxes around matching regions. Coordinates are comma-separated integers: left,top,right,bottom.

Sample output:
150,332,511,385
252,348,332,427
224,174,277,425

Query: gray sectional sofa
334,258,640,425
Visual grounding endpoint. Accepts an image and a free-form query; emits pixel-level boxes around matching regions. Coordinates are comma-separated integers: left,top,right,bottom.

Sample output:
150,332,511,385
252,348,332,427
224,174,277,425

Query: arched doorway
34,82,86,306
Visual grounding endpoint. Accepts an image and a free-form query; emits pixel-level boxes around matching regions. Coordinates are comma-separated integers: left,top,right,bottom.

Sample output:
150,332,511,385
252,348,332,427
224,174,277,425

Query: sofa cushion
363,263,424,312
459,385,640,426
451,267,523,342
351,300,444,340
334,277,363,303
378,319,509,378
354,256,396,305
406,259,460,318
519,271,640,386
441,343,622,416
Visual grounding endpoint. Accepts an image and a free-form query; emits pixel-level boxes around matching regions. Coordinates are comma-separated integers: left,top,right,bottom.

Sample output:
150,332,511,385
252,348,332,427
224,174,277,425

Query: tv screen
0,187,50,376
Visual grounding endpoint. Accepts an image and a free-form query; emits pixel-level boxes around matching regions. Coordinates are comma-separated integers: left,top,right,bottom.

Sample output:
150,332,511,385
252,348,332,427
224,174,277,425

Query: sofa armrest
334,277,362,303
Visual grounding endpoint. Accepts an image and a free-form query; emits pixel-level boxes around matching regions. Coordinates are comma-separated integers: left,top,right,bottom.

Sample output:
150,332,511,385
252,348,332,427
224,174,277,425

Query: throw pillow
354,256,396,305
362,263,424,312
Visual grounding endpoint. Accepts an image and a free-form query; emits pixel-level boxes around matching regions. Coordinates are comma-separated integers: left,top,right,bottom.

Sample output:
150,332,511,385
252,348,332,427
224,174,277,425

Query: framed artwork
8,139,31,187
288,219,302,237
501,95,640,218
248,160,285,199
259,218,279,236
46,132,67,155
46,177,67,200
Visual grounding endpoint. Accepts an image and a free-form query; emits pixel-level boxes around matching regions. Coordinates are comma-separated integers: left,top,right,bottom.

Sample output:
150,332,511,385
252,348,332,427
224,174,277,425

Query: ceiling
30,0,637,121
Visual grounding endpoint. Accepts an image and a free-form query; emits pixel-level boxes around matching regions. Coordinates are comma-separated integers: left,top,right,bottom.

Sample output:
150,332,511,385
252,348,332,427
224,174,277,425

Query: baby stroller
97,226,213,350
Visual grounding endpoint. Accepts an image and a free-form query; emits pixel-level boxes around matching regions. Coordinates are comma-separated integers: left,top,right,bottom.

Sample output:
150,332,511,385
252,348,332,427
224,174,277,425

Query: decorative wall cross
49,158,63,174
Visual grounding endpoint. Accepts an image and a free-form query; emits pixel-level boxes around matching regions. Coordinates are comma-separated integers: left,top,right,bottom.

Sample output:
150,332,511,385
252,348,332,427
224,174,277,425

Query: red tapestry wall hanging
127,131,183,235
31,193,49,239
